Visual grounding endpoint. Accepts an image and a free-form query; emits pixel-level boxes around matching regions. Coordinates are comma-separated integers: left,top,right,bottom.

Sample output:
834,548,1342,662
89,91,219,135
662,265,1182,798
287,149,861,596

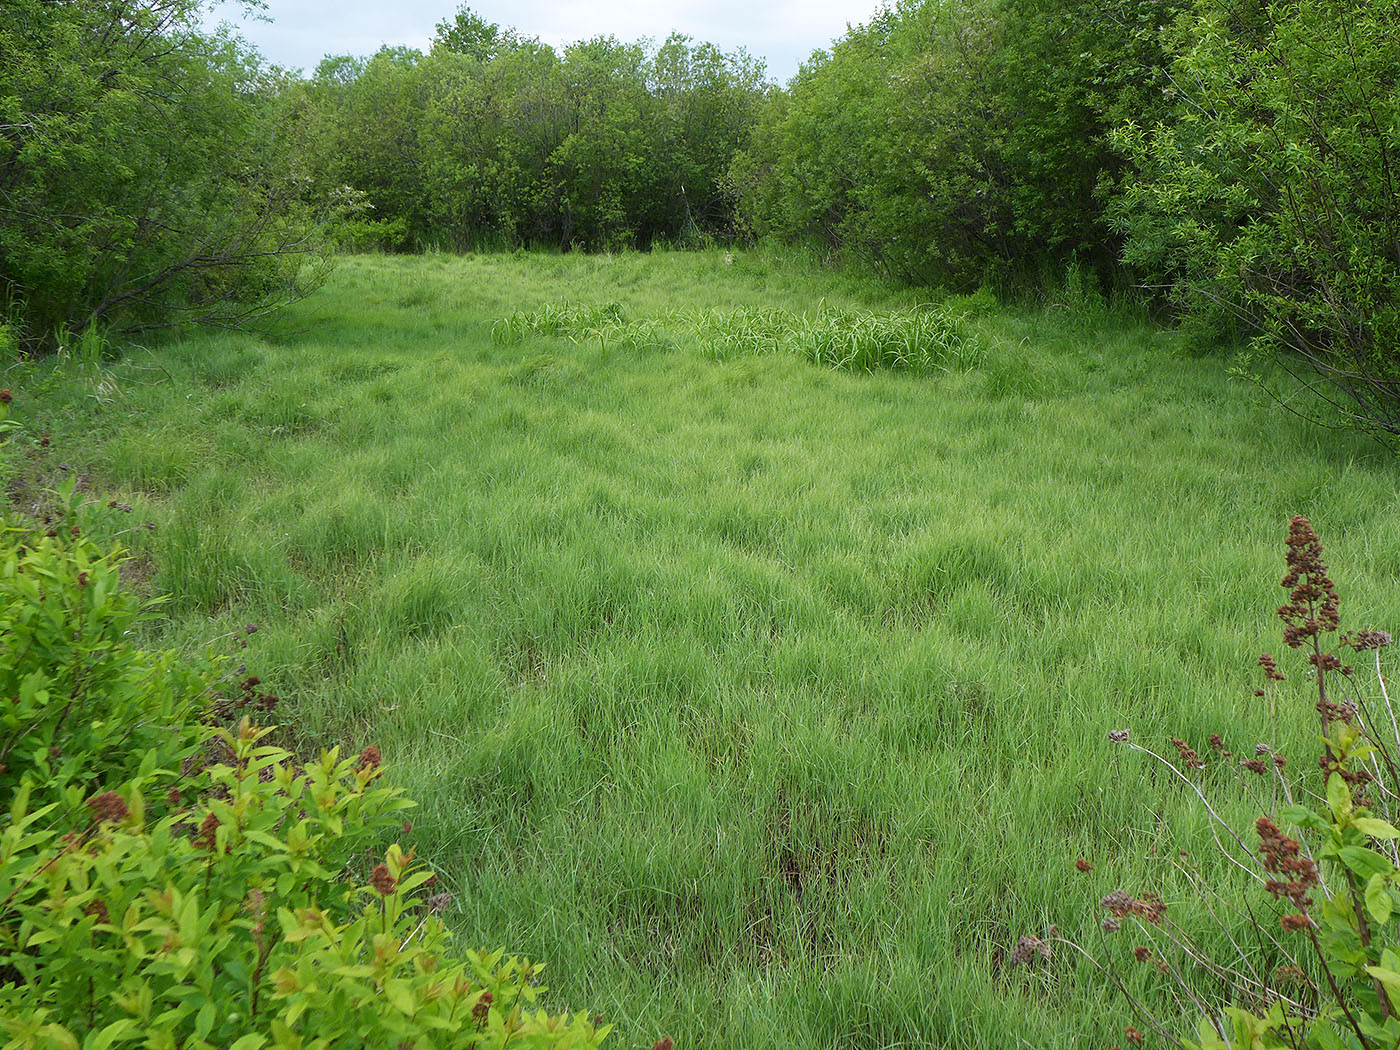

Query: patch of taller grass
495,299,981,375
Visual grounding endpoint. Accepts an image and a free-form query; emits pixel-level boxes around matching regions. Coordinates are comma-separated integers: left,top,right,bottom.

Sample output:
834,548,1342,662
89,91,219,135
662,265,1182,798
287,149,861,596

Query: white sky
203,0,888,83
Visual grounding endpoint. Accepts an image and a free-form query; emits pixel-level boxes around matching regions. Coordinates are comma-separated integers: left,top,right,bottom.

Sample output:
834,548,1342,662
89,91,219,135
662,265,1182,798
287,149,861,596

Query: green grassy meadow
11,250,1400,1048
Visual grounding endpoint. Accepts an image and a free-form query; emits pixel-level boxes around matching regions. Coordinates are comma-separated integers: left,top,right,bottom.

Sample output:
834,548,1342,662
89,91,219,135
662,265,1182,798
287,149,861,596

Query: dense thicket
730,0,1187,286
732,0,1400,434
1114,0,1400,438
286,14,768,251
0,0,329,350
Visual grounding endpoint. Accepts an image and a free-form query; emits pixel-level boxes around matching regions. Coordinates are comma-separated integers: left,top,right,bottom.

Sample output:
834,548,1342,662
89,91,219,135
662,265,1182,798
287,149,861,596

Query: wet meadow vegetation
10,250,1400,1047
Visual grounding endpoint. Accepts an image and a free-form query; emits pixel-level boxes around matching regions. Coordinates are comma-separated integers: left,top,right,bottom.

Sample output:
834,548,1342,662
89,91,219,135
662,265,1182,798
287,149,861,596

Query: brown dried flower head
1345,629,1392,652
87,791,129,824
1278,516,1340,649
1257,817,1318,912
1008,934,1053,967
1100,889,1166,925
473,990,494,1022
370,862,397,896
194,811,219,851
1171,738,1204,770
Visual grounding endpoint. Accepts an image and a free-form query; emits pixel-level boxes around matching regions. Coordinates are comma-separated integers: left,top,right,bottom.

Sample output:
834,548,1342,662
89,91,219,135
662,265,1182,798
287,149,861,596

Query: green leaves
1352,818,1400,840
0,515,607,1049
0,0,330,348
1112,0,1400,436
0,512,210,800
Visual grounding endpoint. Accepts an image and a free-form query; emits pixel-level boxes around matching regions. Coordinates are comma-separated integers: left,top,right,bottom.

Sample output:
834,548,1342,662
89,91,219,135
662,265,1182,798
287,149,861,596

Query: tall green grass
494,299,981,374
8,248,1400,1049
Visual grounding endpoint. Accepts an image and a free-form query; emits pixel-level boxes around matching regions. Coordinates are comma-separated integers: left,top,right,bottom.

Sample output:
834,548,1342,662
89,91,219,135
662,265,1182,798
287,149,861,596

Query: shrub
1113,0,1400,440
0,480,212,800
1043,517,1400,1048
0,507,614,1049
0,0,331,349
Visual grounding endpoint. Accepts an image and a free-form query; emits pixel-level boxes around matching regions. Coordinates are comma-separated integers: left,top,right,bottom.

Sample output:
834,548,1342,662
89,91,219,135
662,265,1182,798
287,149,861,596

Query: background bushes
0,0,332,351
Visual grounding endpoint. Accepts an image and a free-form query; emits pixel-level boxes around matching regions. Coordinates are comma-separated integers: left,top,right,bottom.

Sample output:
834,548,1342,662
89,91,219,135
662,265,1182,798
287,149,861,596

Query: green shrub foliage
1113,0,1400,438
729,0,1185,286
0,483,209,798
0,0,330,349
0,512,610,1048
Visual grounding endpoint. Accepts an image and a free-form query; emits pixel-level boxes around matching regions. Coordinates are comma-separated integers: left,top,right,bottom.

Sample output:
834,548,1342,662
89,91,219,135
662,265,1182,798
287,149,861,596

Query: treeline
283,11,768,251
734,0,1400,435
734,0,1185,287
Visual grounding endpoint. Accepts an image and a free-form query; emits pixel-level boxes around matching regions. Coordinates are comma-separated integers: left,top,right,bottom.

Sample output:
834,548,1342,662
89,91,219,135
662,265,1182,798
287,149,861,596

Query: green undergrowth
5,249,1400,1049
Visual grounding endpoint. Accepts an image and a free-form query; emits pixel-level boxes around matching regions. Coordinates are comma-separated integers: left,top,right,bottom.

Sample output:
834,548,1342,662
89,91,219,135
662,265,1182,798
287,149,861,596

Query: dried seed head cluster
1257,817,1318,915
86,791,129,824
370,862,397,896
194,811,219,851
426,891,452,915
1278,516,1340,650
473,990,493,1022
1171,738,1204,770
359,745,382,772
1101,890,1166,926
1344,628,1393,651
1319,748,1372,800
1008,933,1054,966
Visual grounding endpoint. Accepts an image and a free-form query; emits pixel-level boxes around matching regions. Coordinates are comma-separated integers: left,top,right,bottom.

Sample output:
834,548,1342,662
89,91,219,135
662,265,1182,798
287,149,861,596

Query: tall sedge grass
5,249,1399,1050
495,299,981,374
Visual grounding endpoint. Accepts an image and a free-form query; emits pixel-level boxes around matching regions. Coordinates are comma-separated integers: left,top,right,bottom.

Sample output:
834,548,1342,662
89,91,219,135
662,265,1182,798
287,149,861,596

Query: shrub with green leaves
1053,517,1400,1049
0,484,212,799
0,723,608,1049
1113,0,1400,439
0,509,613,1049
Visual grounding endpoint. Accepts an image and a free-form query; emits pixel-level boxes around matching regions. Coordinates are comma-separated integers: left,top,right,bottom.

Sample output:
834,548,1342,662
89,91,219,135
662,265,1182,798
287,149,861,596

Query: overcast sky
202,0,888,83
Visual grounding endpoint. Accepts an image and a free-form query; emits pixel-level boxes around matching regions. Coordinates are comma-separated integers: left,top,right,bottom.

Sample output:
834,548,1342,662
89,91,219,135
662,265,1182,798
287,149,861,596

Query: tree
0,0,330,350
432,5,515,62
